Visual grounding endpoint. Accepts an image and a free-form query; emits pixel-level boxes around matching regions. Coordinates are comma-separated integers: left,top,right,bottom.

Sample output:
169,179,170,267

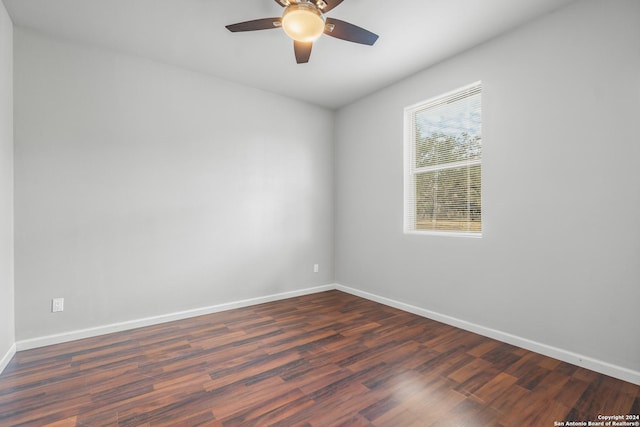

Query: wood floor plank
1,290,638,426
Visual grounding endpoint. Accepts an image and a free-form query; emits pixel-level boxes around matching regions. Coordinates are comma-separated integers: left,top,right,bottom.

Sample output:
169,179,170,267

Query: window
404,82,482,237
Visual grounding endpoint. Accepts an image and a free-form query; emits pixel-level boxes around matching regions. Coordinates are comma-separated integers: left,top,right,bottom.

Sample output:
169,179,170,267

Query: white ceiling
3,0,577,109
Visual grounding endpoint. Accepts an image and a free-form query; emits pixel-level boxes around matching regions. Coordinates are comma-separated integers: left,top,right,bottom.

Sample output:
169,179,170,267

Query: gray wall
335,0,640,373
0,0,14,367
14,29,334,340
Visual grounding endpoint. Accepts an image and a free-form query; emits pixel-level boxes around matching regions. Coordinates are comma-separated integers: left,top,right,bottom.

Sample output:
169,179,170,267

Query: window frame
403,81,482,238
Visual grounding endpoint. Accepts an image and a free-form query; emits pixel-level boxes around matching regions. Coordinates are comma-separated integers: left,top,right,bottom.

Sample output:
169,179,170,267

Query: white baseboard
15,284,336,352
12,282,639,386
336,284,640,386
0,342,16,375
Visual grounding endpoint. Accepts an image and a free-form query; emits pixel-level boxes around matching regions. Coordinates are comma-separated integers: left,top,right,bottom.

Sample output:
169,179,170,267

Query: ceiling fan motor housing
278,0,328,10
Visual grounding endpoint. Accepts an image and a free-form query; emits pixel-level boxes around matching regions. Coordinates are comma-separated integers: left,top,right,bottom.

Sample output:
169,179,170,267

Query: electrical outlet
52,298,64,313
313,264,319,273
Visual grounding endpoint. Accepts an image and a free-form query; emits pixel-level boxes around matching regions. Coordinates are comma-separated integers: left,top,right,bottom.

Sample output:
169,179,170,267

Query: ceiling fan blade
294,41,313,64
226,18,282,32
324,18,378,45
273,0,287,6
321,0,345,13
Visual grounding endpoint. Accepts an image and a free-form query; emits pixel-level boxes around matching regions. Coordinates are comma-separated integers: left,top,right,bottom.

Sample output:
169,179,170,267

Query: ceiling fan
225,0,379,64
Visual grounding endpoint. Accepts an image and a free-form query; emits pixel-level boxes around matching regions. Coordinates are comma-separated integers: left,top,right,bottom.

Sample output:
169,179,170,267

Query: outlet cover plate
52,298,64,312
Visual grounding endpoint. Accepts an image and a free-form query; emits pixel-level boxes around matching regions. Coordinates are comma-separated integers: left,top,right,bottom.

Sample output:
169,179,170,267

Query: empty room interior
0,0,639,425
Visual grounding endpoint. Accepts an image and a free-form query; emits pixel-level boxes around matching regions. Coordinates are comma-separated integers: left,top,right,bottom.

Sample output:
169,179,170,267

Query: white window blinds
404,82,482,236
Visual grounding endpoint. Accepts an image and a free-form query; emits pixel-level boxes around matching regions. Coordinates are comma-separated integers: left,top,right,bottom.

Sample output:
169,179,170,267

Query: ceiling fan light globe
282,4,325,42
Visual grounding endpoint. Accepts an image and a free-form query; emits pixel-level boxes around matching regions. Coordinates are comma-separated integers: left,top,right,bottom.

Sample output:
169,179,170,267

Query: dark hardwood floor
1,290,638,426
